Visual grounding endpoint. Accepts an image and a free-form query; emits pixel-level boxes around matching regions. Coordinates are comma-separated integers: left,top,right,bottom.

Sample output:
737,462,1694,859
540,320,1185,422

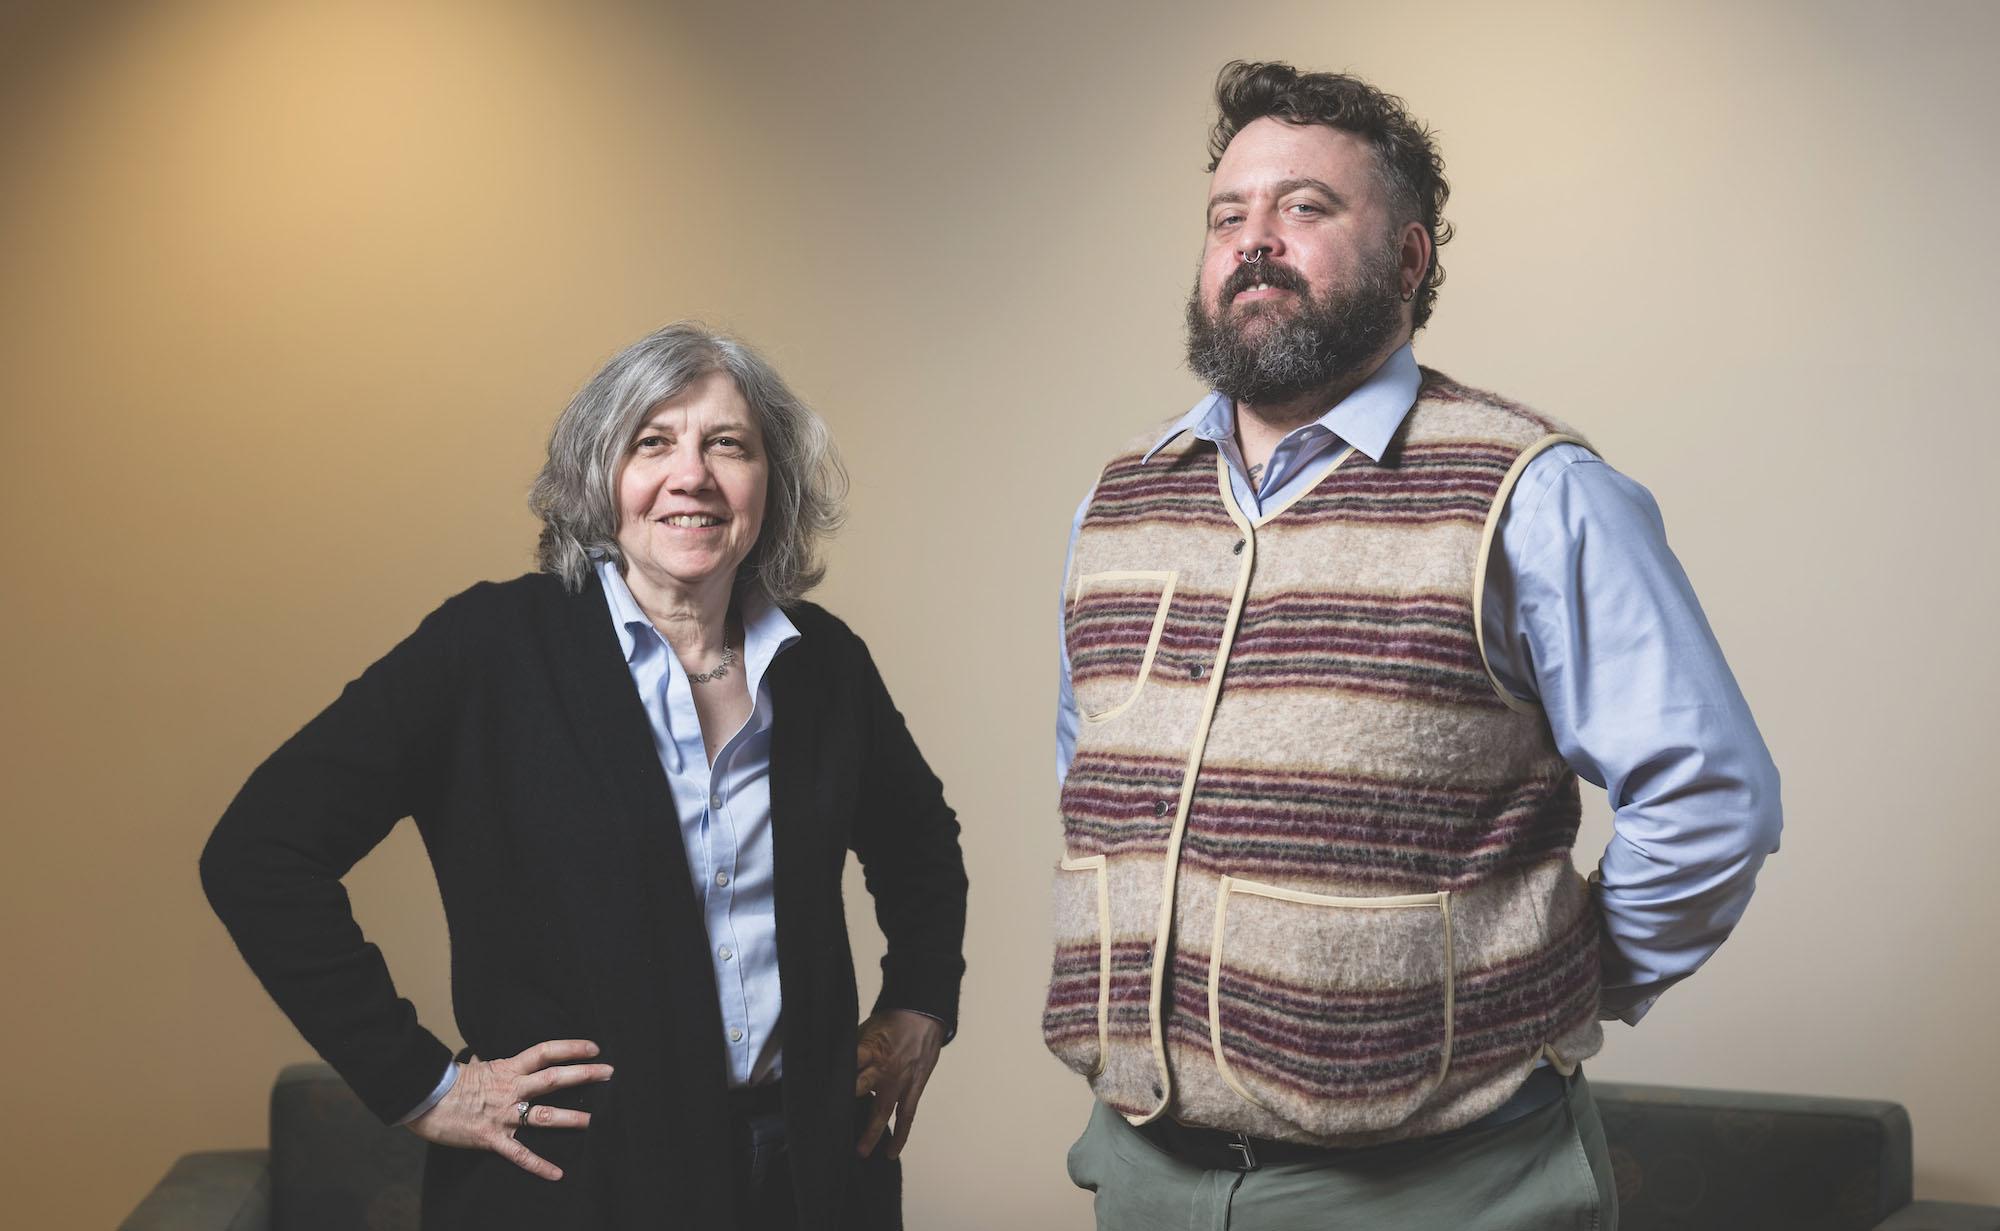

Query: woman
201,323,968,1230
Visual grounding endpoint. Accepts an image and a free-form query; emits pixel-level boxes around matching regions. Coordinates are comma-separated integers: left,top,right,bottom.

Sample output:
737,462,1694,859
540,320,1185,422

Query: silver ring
1242,247,1266,265
515,1101,533,1128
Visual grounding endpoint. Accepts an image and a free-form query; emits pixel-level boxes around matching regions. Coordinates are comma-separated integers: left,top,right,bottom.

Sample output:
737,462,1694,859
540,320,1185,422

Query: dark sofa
122,1066,1997,1229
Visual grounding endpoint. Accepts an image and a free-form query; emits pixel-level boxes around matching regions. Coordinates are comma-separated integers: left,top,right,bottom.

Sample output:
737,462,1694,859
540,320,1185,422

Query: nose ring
1241,247,1267,265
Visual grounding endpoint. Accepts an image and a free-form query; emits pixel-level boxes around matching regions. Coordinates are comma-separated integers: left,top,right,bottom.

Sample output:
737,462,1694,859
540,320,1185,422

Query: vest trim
1058,853,1112,1074
1071,570,1179,725
1471,432,1596,713
1130,450,1258,1126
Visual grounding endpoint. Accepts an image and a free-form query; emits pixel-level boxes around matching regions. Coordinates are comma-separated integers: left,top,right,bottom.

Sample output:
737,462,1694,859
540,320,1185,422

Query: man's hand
854,1009,945,1160
405,1039,613,1181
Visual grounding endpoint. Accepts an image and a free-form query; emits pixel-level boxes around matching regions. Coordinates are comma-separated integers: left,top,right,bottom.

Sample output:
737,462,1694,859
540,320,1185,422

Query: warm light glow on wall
5,2,1997,1224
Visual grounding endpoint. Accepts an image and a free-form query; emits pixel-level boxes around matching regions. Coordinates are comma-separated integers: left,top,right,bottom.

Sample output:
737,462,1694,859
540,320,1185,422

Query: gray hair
530,321,848,607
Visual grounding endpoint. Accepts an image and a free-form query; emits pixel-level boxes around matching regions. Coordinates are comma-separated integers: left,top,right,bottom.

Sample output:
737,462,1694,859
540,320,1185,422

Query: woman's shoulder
781,602,901,692
441,570,572,610
422,571,595,645
779,599,870,657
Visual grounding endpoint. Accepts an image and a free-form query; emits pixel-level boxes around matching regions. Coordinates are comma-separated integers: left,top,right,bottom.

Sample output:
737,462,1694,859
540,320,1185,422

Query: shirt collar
1142,343,1422,465
596,558,801,670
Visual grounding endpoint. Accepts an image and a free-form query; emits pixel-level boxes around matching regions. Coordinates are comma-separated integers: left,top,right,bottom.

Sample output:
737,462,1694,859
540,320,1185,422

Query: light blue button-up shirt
599,558,798,1088
1056,344,1782,1026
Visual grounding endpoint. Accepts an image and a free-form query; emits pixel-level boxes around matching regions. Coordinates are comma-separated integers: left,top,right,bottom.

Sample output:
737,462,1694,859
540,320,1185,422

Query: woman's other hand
853,1009,945,1160
405,1039,613,1181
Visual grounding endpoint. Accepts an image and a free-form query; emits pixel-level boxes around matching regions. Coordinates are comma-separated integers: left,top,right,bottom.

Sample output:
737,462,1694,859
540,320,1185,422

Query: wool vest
1044,370,1605,1147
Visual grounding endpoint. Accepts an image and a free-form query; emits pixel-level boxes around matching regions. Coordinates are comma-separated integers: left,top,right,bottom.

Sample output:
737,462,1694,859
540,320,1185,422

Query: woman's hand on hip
404,1039,613,1181
854,1009,945,1160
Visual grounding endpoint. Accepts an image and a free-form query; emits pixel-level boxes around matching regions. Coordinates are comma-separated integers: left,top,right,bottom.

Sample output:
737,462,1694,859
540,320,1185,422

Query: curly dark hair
1206,60,1452,330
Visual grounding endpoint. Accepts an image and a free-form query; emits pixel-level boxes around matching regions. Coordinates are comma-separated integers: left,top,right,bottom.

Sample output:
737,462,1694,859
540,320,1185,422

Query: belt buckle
1226,1132,1259,1172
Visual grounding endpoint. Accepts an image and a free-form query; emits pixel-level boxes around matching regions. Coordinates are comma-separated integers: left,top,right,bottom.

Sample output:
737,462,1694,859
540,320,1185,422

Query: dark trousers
729,1087,797,1231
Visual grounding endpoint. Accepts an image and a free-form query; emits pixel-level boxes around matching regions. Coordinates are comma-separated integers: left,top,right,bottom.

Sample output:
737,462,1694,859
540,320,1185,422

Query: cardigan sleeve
199,596,463,1124
844,631,969,1036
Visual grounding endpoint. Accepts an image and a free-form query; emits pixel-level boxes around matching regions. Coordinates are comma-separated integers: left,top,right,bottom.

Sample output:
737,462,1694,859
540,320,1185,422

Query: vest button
1232,539,1245,554
1187,662,1204,680
1153,799,1170,817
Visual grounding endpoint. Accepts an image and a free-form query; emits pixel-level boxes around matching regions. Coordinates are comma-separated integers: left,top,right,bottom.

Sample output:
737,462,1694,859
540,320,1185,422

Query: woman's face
614,370,769,603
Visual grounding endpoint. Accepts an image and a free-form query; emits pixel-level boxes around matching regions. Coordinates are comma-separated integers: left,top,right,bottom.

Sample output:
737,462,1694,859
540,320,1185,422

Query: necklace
688,643,738,685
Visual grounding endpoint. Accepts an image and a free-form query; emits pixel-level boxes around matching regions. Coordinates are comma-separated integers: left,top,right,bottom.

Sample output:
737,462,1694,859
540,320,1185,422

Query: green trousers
1066,1071,1618,1231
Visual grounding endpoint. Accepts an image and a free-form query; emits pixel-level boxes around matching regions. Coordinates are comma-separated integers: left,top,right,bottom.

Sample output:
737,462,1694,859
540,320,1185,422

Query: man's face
1186,117,1413,405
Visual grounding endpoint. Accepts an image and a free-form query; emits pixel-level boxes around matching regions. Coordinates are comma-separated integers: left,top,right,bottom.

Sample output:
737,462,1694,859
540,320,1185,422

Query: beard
1184,242,1405,406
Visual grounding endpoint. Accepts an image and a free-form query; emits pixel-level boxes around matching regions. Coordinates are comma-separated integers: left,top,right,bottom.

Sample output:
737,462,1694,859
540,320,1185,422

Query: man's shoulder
1086,412,1212,482
1410,367,1588,449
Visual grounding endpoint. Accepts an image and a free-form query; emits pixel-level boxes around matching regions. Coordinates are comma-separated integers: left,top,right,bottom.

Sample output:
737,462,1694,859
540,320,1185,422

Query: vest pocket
1043,854,1110,1076
1208,875,1454,1137
1067,570,1177,723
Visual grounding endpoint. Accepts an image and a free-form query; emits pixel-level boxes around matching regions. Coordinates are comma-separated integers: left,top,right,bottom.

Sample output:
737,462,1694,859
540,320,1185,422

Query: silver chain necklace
688,643,738,685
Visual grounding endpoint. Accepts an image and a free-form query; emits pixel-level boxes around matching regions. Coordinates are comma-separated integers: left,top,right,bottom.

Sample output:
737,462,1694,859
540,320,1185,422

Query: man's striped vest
1045,370,1604,1147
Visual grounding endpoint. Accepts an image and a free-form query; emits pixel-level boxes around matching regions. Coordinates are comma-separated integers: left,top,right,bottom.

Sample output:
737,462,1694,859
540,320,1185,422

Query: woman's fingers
508,1038,602,1073
520,1060,615,1099
496,1132,564,1182
854,1060,881,1098
857,1081,899,1158
886,1067,932,1160
523,1104,592,1131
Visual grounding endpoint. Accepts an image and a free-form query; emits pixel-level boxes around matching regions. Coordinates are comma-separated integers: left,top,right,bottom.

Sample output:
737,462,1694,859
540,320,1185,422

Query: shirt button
710,793,722,809
715,871,730,887
1153,800,1170,817
1232,539,1245,555
719,946,734,961
1187,662,1204,680
729,1027,743,1043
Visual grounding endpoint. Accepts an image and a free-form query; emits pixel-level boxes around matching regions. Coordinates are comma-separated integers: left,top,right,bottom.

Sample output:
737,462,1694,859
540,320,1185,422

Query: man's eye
1212,214,1242,230
1288,202,1323,216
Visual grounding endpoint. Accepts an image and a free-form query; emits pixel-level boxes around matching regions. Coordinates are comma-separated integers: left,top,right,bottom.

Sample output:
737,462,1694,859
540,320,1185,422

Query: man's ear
1398,220,1432,302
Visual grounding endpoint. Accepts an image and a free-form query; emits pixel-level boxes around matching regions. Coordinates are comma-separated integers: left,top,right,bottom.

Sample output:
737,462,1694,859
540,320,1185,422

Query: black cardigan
201,573,968,1230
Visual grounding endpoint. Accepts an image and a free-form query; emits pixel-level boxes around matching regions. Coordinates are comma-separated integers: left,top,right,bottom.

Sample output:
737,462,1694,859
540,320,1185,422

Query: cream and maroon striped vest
1045,370,1604,1147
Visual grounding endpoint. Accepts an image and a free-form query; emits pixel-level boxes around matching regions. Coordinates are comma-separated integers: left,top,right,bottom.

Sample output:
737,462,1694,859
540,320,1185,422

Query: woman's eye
635,434,667,450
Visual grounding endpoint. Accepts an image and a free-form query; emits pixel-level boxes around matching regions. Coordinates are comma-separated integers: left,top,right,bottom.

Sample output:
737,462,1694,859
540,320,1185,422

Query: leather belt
1133,1064,1570,1172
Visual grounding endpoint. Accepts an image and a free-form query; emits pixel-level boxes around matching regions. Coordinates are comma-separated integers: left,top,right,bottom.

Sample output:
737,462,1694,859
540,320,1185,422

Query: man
1047,61,1779,1228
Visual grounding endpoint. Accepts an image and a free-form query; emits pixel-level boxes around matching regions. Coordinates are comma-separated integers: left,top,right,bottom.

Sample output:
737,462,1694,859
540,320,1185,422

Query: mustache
1219,258,1309,305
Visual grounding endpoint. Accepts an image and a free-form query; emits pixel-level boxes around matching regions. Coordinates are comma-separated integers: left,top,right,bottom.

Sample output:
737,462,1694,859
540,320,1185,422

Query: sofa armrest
1876,1202,2000,1231
1593,1081,1914,1229
118,1149,271,1231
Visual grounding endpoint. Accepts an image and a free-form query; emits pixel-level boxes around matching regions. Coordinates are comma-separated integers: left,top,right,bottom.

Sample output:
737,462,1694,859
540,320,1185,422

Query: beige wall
4,0,1996,1223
